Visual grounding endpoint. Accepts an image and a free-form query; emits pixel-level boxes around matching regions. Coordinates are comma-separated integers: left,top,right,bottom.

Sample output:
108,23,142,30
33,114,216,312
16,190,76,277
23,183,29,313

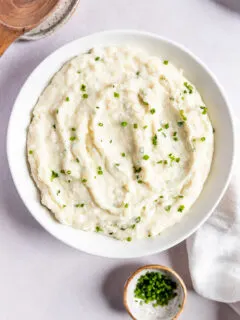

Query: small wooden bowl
0,0,60,55
124,265,187,320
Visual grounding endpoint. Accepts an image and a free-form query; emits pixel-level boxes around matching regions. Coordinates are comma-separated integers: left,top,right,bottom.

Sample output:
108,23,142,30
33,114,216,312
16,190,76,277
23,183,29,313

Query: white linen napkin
187,120,240,315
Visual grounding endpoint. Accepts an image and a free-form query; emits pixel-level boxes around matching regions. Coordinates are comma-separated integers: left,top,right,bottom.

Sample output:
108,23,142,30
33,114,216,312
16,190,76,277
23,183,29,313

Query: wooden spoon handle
0,23,23,56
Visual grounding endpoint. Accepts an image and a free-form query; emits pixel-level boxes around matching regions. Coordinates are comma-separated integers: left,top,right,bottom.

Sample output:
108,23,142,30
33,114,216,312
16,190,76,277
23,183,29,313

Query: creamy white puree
27,46,214,240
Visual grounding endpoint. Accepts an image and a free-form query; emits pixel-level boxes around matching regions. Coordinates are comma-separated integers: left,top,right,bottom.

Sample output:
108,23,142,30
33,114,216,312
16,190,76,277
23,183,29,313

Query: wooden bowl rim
0,0,61,31
123,264,187,320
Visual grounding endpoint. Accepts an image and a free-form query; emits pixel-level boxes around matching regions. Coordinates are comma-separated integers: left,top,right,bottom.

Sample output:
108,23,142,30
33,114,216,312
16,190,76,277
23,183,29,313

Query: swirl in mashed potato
27,46,214,240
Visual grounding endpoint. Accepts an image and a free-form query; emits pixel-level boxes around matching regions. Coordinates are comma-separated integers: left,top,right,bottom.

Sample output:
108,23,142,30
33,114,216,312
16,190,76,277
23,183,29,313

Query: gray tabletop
1,0,240,319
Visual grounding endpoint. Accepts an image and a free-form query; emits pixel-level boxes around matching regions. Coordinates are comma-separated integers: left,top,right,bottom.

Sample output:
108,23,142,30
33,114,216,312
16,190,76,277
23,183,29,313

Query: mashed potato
27,46,214,240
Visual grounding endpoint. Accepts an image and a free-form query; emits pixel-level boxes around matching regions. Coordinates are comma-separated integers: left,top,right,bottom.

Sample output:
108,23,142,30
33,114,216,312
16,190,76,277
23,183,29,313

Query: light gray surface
0,0,240,319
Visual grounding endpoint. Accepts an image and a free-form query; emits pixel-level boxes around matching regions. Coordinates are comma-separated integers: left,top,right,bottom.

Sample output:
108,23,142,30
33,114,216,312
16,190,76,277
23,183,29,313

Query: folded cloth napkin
187,120,240,315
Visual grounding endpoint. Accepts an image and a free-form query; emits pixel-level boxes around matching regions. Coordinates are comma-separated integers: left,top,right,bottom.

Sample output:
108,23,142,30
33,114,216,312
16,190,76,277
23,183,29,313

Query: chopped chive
137,180,143,184
180,109,187,121
121,152,126,157
150,108,156,114
177,121,184,127
51,170,59,181
82,178,87,183
178,205,185,212
77,70,81,74
75,203,84,208
164,160,168,165
165,205,171,212
143,125,148,129
97,166,103,175
173,131,178,141
160,75,166,80
201,137,206,141
133,123,138,129
53,124,56,129
65,97,70,102
115,163,120,167
163,123,169,129
62,204,66,208
169,97,174,101
135,216,141,223
76,158,80,163
152,134,158,146
98,122,104,127
57,190,60,195
60,170,65,174
134,166,142,173
71,127,76,131
29,150,33,155
126,237,132,242
121,121,128,127
82,93,88,99
70,136,76,141
96,226,103,232
136,71,140,76
184,82,193,94
157,160,163,164
158,128,163,132
96,106,100,109
124,203,129,208
109,139,112,143
114,92,120,98
81,84,86,91
95,56,100,61
143,155,149,160
200,106,208,114
163,60,169,65
66,170,71,175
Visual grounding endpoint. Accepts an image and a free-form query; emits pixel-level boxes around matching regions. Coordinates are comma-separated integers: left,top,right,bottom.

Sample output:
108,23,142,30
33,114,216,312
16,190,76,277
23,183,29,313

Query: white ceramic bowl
7,30,235,258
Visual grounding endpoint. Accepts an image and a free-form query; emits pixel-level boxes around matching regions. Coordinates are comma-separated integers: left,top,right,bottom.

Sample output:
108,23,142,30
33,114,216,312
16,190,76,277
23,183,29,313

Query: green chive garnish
200,106,208,114
184,82,193,94
178,205,185,212
152,134,158,146
51,170,59,181
165,205,171,212
96,226,103,232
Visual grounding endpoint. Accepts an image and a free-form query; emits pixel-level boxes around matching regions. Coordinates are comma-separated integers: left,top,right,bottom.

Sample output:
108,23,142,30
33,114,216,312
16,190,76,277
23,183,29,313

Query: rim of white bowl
7,30,235,258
